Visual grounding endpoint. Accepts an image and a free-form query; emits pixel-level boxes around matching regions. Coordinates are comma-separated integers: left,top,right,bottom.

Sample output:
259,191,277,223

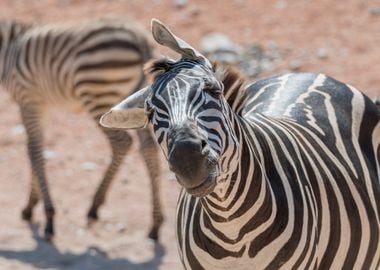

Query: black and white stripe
0,18,163,240
157,63,380,270
101,20,380,269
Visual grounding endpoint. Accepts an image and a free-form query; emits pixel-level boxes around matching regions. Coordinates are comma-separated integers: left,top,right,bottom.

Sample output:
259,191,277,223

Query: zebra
0,18,163,240
101,19,380,269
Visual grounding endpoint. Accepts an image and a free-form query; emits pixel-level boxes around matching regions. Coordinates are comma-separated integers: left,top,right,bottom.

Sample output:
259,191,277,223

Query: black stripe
77,40,140,56
74,77,133,88
76,59,141,72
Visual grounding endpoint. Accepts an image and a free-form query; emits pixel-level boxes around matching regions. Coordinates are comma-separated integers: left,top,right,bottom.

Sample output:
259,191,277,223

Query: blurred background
0,0,379,269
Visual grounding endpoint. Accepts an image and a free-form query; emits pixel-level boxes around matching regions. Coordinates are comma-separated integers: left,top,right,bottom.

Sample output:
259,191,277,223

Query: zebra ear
100,86,151,130
151,19,212,68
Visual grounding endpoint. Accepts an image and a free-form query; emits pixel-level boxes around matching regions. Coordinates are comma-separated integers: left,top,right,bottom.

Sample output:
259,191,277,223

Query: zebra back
1,18,155,117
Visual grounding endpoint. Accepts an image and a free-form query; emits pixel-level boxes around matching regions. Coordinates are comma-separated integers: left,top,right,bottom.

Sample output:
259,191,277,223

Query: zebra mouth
185,176,217,197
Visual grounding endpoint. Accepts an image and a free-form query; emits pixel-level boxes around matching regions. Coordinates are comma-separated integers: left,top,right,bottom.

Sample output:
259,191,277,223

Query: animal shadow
0,223,165,270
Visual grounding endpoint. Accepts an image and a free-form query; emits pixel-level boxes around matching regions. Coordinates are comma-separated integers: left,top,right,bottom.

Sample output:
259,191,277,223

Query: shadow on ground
0,223,165,270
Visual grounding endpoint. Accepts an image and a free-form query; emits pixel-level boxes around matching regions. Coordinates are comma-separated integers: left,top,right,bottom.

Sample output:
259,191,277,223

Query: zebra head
101,19,239,197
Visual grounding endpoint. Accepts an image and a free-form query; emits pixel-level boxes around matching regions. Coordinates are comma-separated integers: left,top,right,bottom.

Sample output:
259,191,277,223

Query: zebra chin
170,157,219,198
184,174,217,197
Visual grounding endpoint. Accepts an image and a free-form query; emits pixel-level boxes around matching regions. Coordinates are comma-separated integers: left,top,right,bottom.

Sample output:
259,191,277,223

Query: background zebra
101,19,380,269
0,18,163,240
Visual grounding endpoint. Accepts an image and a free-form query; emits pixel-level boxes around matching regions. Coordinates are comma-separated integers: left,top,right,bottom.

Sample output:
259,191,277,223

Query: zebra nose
168,137,209,189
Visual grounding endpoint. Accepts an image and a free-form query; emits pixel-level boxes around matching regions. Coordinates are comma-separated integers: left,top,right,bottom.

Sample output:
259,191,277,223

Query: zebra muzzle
168,133,218,197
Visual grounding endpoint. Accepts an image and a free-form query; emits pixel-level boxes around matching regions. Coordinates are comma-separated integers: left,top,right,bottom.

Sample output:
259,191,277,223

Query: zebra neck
195,121,272,246
0,21,30,83
202,107,266,210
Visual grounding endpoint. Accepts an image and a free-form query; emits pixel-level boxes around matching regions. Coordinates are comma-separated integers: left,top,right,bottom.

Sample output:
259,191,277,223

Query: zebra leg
87,128,133,222
21,172,40,220
20,107,55,240
137,128,163,241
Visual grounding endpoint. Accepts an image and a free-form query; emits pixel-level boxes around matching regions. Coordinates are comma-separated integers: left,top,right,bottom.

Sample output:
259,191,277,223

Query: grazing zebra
101,19,380,269
0,18,163,240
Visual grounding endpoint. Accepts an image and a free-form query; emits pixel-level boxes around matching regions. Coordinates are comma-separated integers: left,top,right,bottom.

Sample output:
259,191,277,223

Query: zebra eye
204,83,222,98
205,87,222,98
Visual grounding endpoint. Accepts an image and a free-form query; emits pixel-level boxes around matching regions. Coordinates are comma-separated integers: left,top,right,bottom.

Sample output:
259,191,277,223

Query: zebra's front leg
21,107,55,241
137,129,163,241
87,129,132,222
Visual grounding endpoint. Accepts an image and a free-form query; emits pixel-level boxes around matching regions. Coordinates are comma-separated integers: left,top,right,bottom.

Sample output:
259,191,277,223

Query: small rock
188,5,200,16
116,222,126,233
289,60,303,71
81,161,97,171
275,0,288,10
11,124,25,135
174,0,187,9
261,58,275,72
43,150,58,160
317,47,329,60
369,6,380,16
201,33,242,64
201,33,242,54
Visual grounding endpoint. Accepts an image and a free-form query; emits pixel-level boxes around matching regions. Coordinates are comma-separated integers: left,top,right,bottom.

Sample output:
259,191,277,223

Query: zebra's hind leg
137,128,163,241
21,173,40,221
87,128,133,222
20,107,55,241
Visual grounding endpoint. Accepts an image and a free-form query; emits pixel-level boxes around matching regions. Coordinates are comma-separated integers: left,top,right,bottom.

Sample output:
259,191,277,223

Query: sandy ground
0,1,379,269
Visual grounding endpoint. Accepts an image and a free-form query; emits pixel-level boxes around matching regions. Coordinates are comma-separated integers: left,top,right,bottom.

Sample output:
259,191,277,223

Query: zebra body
0,18,163,240
101,20,380,269
176,72,380,269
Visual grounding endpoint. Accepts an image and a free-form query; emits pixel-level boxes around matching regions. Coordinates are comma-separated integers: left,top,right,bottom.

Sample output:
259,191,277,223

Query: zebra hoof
44,226,54,242
148,229,159,241
44,232,54,242
87,210,99,226
21,209,33,221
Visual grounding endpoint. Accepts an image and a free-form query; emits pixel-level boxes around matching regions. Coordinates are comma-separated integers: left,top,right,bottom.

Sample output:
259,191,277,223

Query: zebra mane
212,62,247,112
145,58,247,112
144,57,177,80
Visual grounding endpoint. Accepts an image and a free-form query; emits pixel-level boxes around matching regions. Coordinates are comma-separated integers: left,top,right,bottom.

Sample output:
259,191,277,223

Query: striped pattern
144,60,380,269
0,18,163,240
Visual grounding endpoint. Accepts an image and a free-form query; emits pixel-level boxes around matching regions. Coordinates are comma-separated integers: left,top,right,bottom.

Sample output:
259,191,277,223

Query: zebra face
100,19,236,197
145,61,228,197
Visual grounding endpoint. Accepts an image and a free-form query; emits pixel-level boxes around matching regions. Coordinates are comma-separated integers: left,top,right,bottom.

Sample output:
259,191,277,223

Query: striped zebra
101,19,380,269
0,18,163,240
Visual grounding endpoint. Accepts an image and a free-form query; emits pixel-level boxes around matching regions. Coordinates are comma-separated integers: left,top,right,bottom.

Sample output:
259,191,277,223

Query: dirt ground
0,1,379,269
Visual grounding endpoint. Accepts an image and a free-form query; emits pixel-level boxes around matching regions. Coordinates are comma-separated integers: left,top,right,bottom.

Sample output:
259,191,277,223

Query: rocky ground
0,1,379,269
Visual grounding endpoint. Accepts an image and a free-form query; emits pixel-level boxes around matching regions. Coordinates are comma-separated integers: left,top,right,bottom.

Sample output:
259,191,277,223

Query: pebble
369,6,380,16
201,33,242,56
116,222,126,233
201,33,243,65
81,161,97,171
43,150,58,160
11,124,25,135
275,0,288,10
317,47,329,60
174,0,187,9
289,60,303,71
